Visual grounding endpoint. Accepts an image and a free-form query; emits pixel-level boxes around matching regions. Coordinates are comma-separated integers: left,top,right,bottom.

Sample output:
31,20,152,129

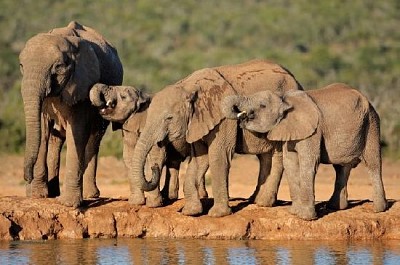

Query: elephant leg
362,131,387,212
82,128,104,199
207,133,235,217
294,142,319,220
252,150,283,207
57,109,90,208
196,157,209,199
283,143,302,215
144,149,165,207
182,143,208,216
328,164,351,210
47,128,65,197
27,115,50,198
161,160,180,201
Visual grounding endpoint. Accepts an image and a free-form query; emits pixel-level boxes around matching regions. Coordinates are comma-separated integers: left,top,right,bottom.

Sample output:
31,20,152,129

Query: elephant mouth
99,106,114,116
99,99,116,116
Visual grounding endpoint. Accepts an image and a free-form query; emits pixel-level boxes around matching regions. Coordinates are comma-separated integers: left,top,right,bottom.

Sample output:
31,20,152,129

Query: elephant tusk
237,111,247,119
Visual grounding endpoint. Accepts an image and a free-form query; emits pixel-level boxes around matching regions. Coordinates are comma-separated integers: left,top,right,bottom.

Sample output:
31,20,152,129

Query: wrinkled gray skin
222,83,387,220
19,21,123,207
130,59,303,217
90,84,209,207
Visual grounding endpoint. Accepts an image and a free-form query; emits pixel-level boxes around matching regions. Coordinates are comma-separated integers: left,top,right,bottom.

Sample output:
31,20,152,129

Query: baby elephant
89,83,208,206
222,83,387,220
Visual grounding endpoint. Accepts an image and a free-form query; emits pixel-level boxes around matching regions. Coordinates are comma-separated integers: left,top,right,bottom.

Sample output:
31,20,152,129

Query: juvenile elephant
89,83,208,206
222,83,387,220
19,21,123,207
129,59,303,217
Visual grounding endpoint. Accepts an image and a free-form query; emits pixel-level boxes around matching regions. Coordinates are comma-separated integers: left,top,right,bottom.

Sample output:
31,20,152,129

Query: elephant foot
208,204,232,217
373,198,387,213
83,186,100,199
146,194,163,208
327,197,348,210
289,203,317,221
128,192,146,205
182,199,203,216
254,192,277,207
26,182,48,198
57,193,82,208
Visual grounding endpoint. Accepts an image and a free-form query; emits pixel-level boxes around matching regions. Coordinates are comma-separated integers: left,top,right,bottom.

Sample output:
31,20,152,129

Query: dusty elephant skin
222,83,387,220
0,196,398,241
129,59,304,217
19,21,123,207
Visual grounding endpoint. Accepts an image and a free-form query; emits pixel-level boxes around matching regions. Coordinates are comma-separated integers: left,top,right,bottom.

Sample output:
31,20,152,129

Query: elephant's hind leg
82,117,106,199
47,129,65,197
328,164,351,210
363,110,387,213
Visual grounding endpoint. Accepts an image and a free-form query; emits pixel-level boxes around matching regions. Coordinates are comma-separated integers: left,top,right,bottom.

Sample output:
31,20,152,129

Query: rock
0,196,398,241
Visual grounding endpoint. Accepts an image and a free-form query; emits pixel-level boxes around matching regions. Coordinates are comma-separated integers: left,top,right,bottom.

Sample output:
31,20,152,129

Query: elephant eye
260,104,266,109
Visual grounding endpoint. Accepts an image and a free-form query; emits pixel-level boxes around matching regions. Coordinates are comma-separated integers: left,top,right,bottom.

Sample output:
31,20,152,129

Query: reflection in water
0,238,399,265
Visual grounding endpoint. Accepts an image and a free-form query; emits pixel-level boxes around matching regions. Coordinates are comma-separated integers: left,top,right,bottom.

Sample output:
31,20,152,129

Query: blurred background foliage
0,0,399,158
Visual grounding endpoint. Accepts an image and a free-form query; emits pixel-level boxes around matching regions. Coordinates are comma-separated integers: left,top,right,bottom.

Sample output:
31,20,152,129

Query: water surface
0,238,399,264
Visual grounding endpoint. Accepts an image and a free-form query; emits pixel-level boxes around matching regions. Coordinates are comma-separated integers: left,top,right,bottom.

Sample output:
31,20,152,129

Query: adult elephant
129,59,303,217
19,21,123,207
221,83,387,220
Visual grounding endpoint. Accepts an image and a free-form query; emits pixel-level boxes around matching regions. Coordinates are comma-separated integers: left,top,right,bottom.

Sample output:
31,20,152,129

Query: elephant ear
268,90,320,141
61,36,100,106
184,69,234,143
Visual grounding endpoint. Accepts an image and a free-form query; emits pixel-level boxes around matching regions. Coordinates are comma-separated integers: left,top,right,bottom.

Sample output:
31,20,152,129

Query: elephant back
215,59,303,95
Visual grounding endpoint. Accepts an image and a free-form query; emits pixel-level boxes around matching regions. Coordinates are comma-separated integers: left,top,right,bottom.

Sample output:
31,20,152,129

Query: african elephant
221,83,387,220
89,83,209,206
19,21,123,207
129,59,303,217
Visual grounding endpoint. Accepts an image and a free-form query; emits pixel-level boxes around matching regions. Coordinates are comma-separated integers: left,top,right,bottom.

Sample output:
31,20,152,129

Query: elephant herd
19,21,387,220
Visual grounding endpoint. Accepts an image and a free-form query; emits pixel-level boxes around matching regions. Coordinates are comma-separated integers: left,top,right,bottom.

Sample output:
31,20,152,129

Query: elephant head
221,90,320,141
19,33,101,183
89,84,151,125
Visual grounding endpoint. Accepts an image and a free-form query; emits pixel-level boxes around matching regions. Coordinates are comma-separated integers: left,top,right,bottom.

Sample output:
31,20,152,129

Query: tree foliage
0,0,399,157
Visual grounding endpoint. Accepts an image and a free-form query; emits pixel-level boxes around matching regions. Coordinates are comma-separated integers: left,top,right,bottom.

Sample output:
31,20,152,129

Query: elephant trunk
130,124,162,192
220,95,247,120
89,83,116,108
21,77,47,183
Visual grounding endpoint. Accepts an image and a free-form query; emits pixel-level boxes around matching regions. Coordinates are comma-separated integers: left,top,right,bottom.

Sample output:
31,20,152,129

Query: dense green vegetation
0,0,399,158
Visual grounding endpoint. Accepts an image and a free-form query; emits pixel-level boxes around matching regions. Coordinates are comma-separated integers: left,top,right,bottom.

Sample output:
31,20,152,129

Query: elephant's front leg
182,143,208,216
283,142,302,216
253,149,283,207
27,115,50,198
57,110,90,208
292,140,320,220
207,129,236,217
